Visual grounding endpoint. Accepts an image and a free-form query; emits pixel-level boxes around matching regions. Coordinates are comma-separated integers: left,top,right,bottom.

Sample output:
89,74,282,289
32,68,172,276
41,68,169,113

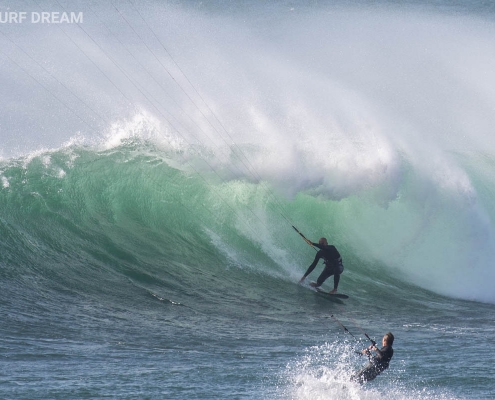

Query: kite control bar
348,316,377,347
292,225,317,251
330,315,377,357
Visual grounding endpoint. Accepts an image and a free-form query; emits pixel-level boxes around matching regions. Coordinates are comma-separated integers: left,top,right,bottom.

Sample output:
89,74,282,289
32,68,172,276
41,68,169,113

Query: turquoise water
1,0,495,399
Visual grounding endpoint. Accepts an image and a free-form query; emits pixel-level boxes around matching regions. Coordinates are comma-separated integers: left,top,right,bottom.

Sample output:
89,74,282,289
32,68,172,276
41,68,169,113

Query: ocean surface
1,0,495,399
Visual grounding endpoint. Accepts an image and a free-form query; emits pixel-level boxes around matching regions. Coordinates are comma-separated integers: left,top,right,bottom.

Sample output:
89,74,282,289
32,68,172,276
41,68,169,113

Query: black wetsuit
302,243,343,288
351,345,394,384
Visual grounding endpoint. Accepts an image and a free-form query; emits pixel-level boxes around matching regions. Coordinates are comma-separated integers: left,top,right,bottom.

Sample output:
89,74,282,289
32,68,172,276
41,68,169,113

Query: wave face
1,134,495,304
2,1,495,399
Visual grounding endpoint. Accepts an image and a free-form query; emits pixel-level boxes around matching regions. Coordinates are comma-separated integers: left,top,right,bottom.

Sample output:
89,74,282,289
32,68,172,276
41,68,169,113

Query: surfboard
315,287,349,299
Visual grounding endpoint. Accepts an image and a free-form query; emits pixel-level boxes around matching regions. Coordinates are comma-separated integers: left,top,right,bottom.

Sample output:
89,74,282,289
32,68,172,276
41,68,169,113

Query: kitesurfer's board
315,287,349,299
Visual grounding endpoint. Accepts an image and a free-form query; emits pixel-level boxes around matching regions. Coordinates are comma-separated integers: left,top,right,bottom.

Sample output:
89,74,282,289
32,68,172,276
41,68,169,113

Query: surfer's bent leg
316,266,334,286
350,363,379,384
333,272,340,290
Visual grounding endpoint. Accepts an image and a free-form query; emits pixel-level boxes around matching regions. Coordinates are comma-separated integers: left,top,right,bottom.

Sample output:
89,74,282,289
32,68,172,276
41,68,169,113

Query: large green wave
1,139,494,307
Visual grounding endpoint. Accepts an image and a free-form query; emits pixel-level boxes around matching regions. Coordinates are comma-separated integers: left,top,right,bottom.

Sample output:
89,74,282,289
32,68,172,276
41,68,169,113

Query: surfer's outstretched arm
299,253,321,283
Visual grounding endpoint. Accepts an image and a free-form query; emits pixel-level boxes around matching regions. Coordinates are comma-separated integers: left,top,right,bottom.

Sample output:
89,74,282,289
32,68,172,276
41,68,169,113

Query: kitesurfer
298,237,343,293
351,332,394,384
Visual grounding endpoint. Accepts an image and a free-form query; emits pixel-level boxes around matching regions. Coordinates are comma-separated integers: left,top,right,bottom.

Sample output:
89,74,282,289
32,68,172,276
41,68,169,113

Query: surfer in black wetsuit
298,237,343,294
351,332,394,384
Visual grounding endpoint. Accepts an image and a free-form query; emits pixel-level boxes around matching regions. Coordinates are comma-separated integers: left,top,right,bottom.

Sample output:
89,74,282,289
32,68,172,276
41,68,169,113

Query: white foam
280,342,459,400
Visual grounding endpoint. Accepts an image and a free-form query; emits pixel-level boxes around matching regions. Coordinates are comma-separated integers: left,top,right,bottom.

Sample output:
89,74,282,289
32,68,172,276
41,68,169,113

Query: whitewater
1,0,495,399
